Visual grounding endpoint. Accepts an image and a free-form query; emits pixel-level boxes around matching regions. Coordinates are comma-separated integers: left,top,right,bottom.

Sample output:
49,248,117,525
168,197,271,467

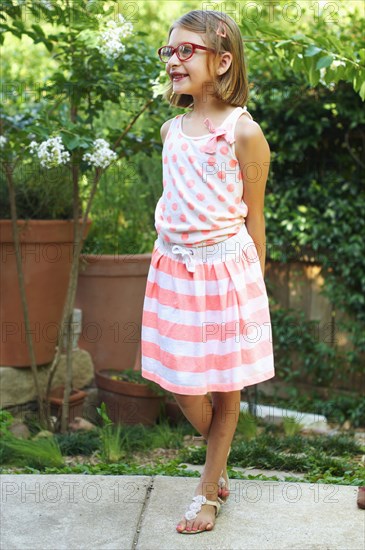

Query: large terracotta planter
75,254,152,373
0,219,91,367
95,369,164,426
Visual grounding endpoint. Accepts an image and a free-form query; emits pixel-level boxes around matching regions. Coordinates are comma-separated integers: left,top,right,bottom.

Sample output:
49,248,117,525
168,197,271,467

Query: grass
1,408,364,486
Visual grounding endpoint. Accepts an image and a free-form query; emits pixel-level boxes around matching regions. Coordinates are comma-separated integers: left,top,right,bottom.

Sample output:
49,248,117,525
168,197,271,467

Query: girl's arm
235,118,271,277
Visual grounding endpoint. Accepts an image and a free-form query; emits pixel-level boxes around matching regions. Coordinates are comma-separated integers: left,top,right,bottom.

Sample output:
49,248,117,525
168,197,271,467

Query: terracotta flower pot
47,385,87,424
75,253,152,373
95,369,165,426
0,219,91,367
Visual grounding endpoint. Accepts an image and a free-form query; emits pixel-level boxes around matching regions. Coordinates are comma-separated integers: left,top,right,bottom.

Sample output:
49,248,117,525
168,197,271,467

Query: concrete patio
1,474,364,549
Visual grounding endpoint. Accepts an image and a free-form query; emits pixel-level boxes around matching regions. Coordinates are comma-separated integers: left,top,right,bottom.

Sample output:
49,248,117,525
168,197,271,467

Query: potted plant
1,1,161,432
95,368,166,426
94,342,166,425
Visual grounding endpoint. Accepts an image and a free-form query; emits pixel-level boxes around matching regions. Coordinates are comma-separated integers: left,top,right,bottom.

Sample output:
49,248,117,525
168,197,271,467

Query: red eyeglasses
158,42,216,63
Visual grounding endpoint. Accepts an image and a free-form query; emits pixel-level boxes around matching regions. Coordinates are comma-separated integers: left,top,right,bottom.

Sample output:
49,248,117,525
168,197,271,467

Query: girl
141,9,275,535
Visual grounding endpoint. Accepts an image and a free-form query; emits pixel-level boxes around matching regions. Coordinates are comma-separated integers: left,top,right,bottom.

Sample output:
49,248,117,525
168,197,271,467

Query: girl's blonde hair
162,10,249,109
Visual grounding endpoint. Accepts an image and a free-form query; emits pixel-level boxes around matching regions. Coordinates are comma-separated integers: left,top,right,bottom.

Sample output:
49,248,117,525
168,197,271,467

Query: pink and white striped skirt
141,223,275,395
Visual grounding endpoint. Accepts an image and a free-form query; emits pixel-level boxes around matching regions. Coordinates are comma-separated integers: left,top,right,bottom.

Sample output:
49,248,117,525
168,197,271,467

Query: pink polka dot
201,229,210,235
168,142,173,150
163,156,167,164
217,171,225,180
229,159,238,168
172,203,178,210
235,196,241,204
178,133,183,139
188,155,196,164
218,195,226,202
199,214,207,222
220,146,229,155
187,202,195,210
180,214,187,222
238,171,243,181
172,178,176,186
187,180,195,188
167,132,172,139
196,193,205,201
161,203,166,211
167,215,172,223
159,215,163,220
226,184,235,192
170,227,176,232
172,154,177,162
182,233,189,240
212,224,220,230
228,206,236,214
207,205,216,212
207,156,216,166
181,143,188,151
167,191,172,199
178,190,184,199
179,166,186,175
163,179,167,187
207,182,215,190
189,225,197,231
196,168,202,177
165,234,171,242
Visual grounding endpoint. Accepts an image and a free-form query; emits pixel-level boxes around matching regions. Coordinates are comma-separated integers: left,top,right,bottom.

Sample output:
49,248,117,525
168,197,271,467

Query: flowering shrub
29,137,71,169
82,139,118,169
96,14,133,60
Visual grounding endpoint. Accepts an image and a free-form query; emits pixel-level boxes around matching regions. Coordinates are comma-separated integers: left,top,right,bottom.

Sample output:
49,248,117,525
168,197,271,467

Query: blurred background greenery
1,0,364,402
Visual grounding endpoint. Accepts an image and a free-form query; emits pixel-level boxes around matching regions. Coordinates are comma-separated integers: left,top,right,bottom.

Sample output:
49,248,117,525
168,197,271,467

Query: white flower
96,14,133,60
29,136,70,168
82,138,117,169
0,136,7,148
192,495,207,505
189,502,201,513
184,510,197,521
149,71,168,99
331,59,346,69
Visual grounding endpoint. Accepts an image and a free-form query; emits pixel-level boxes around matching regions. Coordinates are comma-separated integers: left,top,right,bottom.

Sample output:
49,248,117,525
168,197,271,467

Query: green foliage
54,430,100,456
1,434,65,468
282,417,304,436
82,152,162,254
240,1,365,100
96,402,125,463
235,411,258,441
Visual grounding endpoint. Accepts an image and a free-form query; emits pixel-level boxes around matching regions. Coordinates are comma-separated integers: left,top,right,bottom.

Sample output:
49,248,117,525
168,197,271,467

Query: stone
8,421,30,439
68,417,97,431
0,349,94,409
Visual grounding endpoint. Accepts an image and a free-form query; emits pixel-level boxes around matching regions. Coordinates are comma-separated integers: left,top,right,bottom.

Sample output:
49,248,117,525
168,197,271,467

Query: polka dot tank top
155,106,254,246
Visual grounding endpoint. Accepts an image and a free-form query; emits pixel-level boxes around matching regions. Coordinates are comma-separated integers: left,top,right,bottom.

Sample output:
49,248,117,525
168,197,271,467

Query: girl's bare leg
175,390,241,532
172,393,213,439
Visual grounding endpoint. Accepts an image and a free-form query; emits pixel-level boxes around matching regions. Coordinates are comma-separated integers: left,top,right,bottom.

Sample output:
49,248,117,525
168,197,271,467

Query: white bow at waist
171,244,196,273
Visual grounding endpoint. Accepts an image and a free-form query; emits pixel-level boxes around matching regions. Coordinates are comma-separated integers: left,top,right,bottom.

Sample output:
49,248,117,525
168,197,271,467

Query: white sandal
177,495,221,534
218,446,231,503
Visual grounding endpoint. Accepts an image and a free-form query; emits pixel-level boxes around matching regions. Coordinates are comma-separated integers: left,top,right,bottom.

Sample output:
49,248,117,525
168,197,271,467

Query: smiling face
165,27,218,101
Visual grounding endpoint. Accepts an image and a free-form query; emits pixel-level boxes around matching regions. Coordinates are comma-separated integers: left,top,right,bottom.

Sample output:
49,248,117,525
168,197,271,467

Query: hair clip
216,21,227,38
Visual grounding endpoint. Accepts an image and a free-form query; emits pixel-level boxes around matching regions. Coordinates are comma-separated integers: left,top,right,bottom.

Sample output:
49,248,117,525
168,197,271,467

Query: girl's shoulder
235,109,266,144
160,115,179,144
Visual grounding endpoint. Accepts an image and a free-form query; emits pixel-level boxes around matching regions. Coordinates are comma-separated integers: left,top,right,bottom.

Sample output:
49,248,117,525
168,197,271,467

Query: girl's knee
172,392,207,408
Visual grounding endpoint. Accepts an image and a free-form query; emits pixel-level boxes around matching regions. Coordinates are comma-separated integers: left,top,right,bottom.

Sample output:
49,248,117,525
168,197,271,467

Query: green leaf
316,56,334,70
304,45,322,57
